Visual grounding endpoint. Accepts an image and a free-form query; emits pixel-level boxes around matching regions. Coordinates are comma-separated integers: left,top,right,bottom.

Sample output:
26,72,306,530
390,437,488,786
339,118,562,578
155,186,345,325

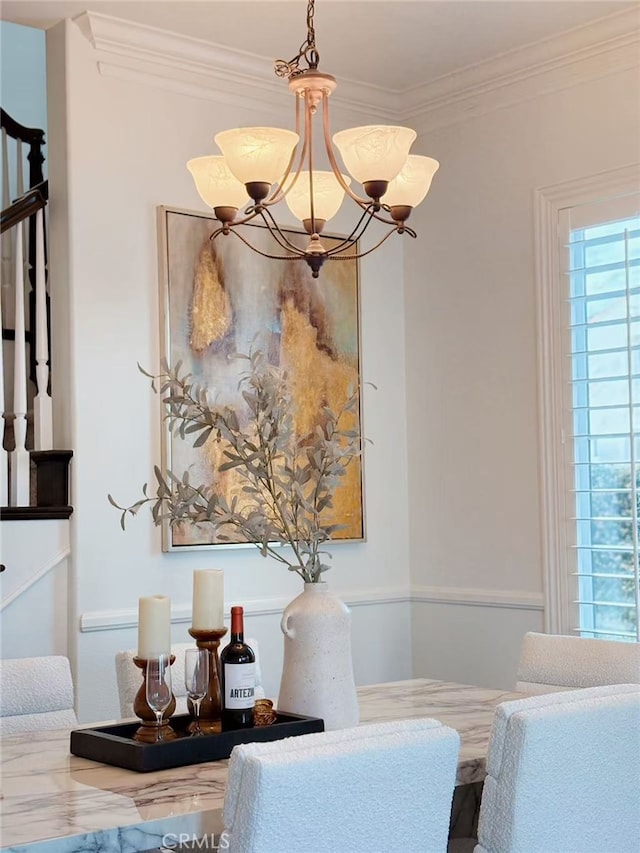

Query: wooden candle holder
132,655,177,743
187,627,228,734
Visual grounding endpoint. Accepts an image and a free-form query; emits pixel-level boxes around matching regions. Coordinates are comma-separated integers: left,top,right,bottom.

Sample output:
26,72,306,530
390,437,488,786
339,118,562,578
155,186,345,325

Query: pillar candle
192,569,224,629
137,595,171,659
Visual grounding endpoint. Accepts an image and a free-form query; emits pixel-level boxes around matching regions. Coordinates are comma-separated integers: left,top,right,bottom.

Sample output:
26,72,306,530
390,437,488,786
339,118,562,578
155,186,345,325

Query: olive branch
109,350,368,583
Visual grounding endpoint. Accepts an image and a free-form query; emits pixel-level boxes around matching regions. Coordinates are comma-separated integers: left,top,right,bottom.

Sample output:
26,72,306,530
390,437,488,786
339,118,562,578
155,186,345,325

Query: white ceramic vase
277,582,359,730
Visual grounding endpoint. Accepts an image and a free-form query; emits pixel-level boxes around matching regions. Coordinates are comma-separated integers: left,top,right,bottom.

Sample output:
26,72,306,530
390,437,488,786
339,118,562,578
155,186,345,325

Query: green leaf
193,427,213,448
219,457,248,472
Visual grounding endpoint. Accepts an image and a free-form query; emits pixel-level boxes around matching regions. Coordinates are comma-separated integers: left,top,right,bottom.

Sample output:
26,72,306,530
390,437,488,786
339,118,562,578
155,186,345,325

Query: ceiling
1,1,637,91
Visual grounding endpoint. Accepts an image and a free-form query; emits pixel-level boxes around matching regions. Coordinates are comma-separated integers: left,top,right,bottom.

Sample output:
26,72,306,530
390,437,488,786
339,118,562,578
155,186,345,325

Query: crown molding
406,7,640,134
76,7,640,132
76,12,397,121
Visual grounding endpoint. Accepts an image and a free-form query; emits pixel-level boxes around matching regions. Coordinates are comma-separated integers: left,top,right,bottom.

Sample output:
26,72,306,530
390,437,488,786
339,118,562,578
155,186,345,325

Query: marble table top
0,678,521,852
358,679,521,787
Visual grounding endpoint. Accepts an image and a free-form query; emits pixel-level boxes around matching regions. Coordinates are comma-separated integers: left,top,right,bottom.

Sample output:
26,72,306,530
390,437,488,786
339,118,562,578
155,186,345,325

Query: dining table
0,678,522,852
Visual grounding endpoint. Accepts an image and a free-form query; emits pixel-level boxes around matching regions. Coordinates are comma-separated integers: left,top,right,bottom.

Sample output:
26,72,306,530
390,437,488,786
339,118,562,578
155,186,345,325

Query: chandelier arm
344,216,417,248
321,94,372,208
222,222,306,261
257,205,312,255
322,212,382,257
208,210,262,241
310,203,378,254
295,202,391,258
263,95,308,206
214,207,265,230
357,201,413,229
326,227,402,261
367,208,407,227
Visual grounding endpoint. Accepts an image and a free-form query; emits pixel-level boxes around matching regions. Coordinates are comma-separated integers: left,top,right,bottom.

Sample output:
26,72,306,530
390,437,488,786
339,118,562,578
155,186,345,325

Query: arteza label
224,662,256,709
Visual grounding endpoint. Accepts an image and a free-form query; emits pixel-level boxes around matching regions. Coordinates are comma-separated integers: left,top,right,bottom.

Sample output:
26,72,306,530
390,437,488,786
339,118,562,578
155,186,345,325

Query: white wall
407,65,640,688
0,520,70,660
46,18,412,722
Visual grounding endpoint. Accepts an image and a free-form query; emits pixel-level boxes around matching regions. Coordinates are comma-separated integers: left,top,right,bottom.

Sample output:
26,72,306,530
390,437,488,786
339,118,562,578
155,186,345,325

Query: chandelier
187,0,439,277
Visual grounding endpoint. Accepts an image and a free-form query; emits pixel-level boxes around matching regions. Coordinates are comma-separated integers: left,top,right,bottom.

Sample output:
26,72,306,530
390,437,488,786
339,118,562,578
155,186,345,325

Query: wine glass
185,648,209,735
145,654,172,742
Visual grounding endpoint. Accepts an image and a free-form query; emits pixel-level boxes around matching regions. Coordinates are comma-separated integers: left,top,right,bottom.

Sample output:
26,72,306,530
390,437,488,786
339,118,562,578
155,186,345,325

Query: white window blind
563,202,640,640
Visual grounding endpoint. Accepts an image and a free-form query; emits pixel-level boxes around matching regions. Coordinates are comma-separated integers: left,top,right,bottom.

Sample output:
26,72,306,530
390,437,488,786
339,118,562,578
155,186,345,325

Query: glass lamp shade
383,155,440,208
284,171,351,224
214,127,299,185
186,156,248,210
332,125,417,184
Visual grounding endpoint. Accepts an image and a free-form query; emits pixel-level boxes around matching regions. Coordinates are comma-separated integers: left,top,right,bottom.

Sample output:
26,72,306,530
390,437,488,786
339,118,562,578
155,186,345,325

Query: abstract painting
157,206,364,550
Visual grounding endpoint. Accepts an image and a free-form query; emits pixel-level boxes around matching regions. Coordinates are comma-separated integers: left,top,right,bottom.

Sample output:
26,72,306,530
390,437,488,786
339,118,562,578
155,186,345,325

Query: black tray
70,712,324,772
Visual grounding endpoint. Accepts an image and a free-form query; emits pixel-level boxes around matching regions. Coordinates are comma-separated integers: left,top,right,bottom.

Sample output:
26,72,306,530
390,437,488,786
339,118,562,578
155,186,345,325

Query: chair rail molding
412,585,544,611
80,584,545,632
79,585,410,632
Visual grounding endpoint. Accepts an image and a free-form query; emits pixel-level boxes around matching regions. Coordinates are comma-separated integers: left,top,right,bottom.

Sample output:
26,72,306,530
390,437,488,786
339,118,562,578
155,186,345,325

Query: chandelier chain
274,0,320,79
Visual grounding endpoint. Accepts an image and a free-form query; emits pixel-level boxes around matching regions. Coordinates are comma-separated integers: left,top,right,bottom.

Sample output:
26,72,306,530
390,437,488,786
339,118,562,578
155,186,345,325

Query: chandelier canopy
187,0,439,277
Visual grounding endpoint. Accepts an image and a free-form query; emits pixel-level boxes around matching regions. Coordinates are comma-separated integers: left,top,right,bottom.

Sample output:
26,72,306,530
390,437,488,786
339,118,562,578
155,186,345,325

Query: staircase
1,108,72,520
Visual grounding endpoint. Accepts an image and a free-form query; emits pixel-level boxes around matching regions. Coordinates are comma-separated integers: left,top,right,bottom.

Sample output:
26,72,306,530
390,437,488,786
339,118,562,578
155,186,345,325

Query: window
567,213,639,639
536,167,640,641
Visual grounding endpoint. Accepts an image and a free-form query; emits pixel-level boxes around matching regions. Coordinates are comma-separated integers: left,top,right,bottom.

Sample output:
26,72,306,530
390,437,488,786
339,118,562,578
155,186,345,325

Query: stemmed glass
145,654,172,742
185,648,209,735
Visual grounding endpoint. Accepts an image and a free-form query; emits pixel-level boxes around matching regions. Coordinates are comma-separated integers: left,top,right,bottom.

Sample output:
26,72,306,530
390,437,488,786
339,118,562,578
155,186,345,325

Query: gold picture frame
157,205,365,551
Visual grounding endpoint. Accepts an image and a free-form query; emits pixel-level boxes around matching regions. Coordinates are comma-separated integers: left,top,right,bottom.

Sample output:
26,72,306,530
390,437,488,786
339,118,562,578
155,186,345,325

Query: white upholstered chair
115,638,265,719
224,718,460,853
516,631,640,694
0,655,78,735
471,684,640,853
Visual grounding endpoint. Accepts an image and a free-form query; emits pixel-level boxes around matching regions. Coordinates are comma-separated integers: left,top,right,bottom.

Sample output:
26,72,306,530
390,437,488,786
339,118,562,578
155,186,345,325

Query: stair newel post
0,274,7,507
9,224,29,506
33,208,51,450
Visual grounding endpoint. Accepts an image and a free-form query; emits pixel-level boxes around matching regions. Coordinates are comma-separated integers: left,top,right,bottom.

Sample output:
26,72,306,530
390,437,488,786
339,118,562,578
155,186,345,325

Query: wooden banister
0,108,45,188
0,180,48,233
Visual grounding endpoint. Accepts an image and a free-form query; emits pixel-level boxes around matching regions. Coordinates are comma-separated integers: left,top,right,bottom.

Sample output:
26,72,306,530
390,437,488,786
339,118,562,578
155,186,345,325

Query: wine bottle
221,606,256,729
